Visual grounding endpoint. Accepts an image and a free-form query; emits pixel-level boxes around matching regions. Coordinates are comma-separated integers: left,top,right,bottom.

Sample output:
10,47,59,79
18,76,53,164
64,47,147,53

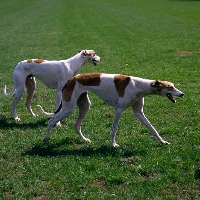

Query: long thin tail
37,102,62,117
4,85,16,97
37,105,55,117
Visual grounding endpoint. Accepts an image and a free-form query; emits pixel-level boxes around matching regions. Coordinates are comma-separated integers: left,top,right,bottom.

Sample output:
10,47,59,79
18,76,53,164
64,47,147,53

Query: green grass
0,0,200,199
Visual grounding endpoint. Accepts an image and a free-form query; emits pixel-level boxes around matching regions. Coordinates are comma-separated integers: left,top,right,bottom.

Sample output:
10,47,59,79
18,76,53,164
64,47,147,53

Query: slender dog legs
25,76,37,117
43,109,74,142
110,107,125,147
74,92,91,142
131,99,169,144
43,93,92,143
12,88,24,121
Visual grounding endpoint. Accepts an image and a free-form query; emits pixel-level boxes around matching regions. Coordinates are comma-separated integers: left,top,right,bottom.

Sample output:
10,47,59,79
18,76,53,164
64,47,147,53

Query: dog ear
80,50,87,57
151,80,162,87
84,50,91,56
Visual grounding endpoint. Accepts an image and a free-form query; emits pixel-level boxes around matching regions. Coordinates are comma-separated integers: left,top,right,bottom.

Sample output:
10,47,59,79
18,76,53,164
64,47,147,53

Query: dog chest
86,77,121,107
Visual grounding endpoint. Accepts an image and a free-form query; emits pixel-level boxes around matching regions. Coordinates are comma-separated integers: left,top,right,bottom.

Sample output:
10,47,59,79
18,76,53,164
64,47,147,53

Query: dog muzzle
166,92,184,103
92,56,101,66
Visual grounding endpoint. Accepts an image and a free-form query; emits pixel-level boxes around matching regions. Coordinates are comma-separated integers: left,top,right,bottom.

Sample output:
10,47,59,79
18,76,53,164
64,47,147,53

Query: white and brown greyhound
4,50,100,121
39,73,184,147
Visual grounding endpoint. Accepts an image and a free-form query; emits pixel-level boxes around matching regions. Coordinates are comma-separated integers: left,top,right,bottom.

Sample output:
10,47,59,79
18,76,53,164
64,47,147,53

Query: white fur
4,50,100,121
41,73,184,147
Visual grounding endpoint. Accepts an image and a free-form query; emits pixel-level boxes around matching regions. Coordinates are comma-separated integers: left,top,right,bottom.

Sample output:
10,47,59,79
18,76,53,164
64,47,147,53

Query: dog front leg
110,107,125,147
132,99,170,145
74,92,91,143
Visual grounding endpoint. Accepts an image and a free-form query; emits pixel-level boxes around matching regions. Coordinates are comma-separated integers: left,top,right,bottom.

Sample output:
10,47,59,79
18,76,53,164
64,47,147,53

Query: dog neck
133,78,161,97
65,52,89,74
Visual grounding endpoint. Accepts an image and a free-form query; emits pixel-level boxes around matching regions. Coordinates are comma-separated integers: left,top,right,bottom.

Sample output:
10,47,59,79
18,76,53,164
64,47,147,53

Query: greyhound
4,50,100,121
39,72,184,147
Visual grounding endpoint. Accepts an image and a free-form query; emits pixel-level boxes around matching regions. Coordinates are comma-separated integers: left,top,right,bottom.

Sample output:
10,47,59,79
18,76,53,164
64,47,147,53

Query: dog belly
92,89,119,107
39,78,58,89
103,98,119,107
28,72,57,89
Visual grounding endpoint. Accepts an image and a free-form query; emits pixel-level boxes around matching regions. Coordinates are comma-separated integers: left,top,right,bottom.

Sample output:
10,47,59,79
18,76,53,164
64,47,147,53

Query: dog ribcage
84,76,120,107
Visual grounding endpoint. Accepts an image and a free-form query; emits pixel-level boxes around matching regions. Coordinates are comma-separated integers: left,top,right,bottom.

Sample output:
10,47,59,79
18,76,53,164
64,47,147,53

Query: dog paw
113,143,120,147
161,140,170,145
15,117,21,122
56,121,62,126
85,138,91,143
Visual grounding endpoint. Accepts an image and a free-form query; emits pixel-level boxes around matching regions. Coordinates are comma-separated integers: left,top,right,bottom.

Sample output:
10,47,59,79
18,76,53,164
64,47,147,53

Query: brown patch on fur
62,77,77,102
76,73,102,86
82,50,96,57
150,80,161,88
34,59,45,63
86,50,96,56
27,59,45,63
159,81,174,89
114,74,130,97
27,59,33,63
151,80,174,91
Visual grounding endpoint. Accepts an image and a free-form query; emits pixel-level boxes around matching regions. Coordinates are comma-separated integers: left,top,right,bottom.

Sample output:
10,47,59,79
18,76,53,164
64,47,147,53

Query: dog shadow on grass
22,137,146,158
0,114,48,129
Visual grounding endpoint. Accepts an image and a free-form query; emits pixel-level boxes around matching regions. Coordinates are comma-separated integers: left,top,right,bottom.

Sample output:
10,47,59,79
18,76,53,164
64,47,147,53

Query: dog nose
180,93,184,97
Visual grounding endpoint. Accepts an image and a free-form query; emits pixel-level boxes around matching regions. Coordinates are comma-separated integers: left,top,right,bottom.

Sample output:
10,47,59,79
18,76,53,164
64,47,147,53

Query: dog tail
37,105,55,117
37,102,62,117
4,85,16,97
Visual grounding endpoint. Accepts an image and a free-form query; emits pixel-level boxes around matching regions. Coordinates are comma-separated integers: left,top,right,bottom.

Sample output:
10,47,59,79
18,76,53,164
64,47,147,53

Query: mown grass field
0,0,199,199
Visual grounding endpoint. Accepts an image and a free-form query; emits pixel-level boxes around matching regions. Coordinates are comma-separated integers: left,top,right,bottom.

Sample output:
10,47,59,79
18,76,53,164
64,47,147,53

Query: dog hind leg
12,86,25,121
110,107,125,147
74,92,91,142
55,86,63,110
25,76,37,117
54,86,63,126
43,102,76,142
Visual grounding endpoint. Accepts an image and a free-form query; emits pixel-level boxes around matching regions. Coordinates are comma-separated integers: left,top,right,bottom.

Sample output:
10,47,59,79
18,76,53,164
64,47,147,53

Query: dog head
80,50,101,66
151,80,184,103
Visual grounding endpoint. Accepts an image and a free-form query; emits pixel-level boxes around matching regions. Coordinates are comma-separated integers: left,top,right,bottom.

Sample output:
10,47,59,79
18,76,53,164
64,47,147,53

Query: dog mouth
166,93,176,103
92,59,98,66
